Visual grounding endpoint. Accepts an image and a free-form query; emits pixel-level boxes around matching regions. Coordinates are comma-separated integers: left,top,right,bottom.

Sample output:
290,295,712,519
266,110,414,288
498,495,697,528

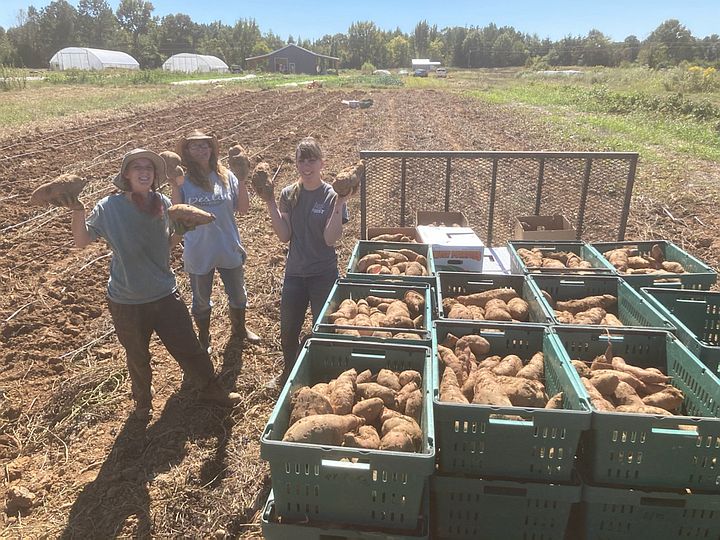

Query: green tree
77,0,118,48
428,37,445,63
0,26,18,65
413,20,430,57
580,29,611,66
230,18,261,68
621,35,640,63
637,42,670,69
37,0,78,64
645,19,695,64
156,13,196,57
386,34,410,67
346,21,382,69
116,0,155,62
8,7,43,67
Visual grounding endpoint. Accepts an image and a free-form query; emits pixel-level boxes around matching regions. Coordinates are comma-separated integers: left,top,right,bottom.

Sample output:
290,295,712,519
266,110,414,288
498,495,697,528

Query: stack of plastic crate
431,321,589,539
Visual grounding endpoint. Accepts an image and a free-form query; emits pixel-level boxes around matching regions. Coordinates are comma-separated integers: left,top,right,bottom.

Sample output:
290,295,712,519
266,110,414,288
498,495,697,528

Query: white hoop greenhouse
162,53,229,73
49,47,140,70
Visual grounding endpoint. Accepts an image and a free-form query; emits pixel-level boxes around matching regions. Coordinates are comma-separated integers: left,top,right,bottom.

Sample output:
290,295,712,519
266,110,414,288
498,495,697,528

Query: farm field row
1,86,718,538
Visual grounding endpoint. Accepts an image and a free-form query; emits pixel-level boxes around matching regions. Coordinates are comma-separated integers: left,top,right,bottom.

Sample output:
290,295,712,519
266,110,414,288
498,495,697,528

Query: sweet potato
581,378,615,411
610,381,643,407
472,372,512,406
601,313,624,326
573,307,607,325
457,288,518,308
331,161,363,197
556,295,617,315
283,414,365,445
329,369,357,415
661,261,685,273
589,372,620,396
399,370,422,388
351,397,385,423
356,382,395,408
437,345,466,384
448,303,474,319
604,249,630,272
357,254,383,272
396,382,419,411
642,386,684,412
492,354,524,377
496,376,547,407
516,352,544,381
441,333,460,349
440,367,469,403
571,360,592,378
289,387,334,426
404,389,423,422
615,404,672,416
507,297,529,321
250,162,275,201
405,261,427,276
545,392,564,409
168,204,216,227
484,299,512,321
356,369,373,384
381,416,422,451
379,429,415,452
227,144,250,179
376,369,401,391
30,174,87,206
404,290,425,318
344,425,380,449
611,357,671,384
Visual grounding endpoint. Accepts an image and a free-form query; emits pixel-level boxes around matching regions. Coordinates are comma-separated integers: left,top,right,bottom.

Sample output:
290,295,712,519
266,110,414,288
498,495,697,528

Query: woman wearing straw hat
52,148,240,420
170,130,261,353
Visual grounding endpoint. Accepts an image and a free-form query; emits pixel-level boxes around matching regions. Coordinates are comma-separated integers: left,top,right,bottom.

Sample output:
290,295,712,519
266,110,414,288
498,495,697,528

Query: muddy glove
49,193,84,211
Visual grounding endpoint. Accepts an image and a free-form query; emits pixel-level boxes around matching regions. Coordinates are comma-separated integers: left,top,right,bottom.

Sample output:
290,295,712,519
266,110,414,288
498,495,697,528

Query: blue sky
2,0,718,42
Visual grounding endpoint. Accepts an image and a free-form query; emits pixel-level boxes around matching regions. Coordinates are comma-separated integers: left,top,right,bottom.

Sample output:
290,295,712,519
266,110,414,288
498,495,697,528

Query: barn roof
245,43,339,62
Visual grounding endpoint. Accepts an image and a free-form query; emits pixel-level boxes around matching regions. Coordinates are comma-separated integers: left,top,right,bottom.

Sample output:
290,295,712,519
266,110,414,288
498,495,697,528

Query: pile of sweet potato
282,367,425,453
541,291,623,326
570,352,685,415
325,291,426,339
603,244,686,275
369,233,417,243
441,288,529,321
355,249,429,276
517,248,594,271
437,333,557,411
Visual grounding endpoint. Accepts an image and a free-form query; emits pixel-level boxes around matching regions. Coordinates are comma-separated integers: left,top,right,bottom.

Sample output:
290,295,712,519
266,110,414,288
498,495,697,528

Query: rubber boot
193,312,212,354
229,307,261,344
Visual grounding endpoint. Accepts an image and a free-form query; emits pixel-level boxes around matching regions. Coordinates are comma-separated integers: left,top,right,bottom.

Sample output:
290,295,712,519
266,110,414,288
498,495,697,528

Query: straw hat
177,129,220,159
113,148,166,191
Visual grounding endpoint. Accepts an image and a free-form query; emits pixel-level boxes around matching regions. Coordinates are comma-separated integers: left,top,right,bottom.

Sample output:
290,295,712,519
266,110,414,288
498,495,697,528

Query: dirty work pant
280,272,338,371
189,264,249,318
108,291,215,407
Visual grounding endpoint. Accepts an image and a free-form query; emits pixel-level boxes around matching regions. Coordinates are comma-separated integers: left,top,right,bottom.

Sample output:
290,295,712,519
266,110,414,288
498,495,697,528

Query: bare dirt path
1,86,717,538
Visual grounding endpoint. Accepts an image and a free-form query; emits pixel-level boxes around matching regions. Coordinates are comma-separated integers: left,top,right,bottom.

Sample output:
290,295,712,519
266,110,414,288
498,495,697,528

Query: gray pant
108,290,215,407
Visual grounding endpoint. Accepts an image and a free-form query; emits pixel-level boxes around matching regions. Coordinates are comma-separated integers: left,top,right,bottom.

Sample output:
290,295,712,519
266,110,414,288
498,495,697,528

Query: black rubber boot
229,307,261,344
193,313,212,354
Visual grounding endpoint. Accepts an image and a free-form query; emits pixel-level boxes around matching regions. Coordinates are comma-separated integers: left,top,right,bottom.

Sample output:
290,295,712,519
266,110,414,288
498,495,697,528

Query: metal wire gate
358,151,639,246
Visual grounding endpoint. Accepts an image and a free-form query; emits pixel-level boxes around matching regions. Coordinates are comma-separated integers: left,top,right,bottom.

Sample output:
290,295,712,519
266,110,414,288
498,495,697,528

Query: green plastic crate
346,241,436,288
552,327,720,491
527,274,675,331
314,279,433,346
507,240,616,275
582,482,720,540
589,240,717,290
432,474,581,540
432,321,591,481
261,483,430,539
435,271,552,324
641,287,720,376
261,338,434,531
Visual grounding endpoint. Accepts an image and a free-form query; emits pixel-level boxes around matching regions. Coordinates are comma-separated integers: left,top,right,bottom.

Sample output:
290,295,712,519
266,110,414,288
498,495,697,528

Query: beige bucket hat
113,148,166,191
176,129,220,159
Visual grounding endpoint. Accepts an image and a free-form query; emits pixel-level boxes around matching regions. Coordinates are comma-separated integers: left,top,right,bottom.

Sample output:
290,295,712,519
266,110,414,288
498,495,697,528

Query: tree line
1,0,718,70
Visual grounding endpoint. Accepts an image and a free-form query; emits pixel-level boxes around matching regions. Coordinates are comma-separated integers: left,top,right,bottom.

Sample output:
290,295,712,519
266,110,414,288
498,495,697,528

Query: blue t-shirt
179,170,247,275
279,182,348,277
86,193,176,304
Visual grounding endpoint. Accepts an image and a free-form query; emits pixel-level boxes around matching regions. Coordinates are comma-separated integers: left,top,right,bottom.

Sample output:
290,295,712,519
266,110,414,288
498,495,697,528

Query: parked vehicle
436,67,448,78
413,68,428,77
373,69,391,76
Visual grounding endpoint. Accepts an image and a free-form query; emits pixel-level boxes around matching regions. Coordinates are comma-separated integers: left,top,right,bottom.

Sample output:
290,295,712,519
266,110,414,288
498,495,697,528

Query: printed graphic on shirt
186,191,225,206
311,202,326,215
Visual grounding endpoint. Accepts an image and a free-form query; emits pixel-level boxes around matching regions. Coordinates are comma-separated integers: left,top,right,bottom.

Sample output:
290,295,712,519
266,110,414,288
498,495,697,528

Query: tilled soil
1,87,719,538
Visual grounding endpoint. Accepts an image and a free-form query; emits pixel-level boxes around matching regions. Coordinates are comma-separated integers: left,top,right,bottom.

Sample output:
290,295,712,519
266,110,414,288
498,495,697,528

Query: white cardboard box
481,247,513,274
416,226,485,272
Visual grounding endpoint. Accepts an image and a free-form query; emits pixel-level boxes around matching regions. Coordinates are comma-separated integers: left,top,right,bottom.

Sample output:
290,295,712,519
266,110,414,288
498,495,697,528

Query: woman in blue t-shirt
52,148,240,420
170,130,261,353
262,137,350,385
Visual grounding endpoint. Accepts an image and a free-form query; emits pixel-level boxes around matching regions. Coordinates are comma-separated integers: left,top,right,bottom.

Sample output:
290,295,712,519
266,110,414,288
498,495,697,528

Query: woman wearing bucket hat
169,130,260,353
53,148,240,420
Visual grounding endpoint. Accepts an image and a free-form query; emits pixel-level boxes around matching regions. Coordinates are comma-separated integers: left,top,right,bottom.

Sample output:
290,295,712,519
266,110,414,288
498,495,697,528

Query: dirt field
2,86,719,538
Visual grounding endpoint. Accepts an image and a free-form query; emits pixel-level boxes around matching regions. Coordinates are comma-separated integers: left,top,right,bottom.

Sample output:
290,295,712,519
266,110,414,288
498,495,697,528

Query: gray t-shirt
86,193,176,304
179,170,247,275
279,182,348,277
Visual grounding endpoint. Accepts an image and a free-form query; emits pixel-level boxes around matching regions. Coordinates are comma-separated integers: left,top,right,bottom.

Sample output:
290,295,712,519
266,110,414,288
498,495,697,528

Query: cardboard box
416,211,469,227
365,227,420,242
417,225,484,272
513,215,576,241
481,247,513,275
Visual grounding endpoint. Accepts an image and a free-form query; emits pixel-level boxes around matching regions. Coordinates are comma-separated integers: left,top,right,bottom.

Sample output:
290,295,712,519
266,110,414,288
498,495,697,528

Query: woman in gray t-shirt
170,130,261,353
263,137,350,385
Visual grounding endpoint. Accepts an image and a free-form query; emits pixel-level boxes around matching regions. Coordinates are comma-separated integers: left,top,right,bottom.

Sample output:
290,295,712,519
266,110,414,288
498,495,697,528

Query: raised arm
71,206,93,248
235,175,251,215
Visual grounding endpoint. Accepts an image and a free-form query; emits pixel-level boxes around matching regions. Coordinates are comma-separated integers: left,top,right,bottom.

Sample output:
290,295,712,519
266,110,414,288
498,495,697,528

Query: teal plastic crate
261,483,430,539
313,279,432,346
507,240,616,275
582,482,720,540
432,321,591,481
432,474,581,540
435,272,552,324
641,287,720,376
527,274,675,331
261,338,435,531
589,240,717,290
346,241,436,288
552,327,720,491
